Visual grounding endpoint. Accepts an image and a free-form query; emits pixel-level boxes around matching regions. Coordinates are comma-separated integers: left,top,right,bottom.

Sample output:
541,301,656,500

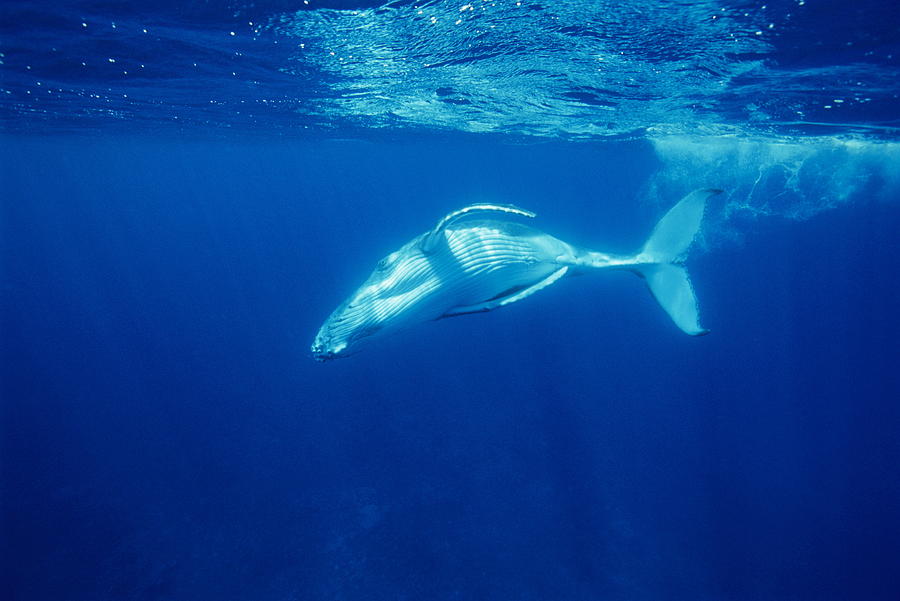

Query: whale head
311,242,435,361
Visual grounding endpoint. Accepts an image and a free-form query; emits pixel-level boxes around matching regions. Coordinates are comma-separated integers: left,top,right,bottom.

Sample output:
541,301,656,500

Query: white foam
645,135,900,247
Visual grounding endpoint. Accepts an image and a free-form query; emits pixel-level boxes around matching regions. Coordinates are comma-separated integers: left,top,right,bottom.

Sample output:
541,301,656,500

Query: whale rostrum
311,189,721,361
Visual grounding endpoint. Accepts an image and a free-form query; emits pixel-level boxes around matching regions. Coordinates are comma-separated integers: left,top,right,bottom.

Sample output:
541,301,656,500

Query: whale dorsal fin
440,266,568,318
421,203,536,254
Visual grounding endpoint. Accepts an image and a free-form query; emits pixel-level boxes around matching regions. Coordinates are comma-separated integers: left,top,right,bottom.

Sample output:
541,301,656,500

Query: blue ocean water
1,2,899,600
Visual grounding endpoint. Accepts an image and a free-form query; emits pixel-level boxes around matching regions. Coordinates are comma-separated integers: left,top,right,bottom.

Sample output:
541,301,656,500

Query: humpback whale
311,189,720,361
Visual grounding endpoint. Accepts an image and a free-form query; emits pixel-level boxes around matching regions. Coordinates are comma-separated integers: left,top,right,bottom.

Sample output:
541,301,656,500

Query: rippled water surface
2,0,898,138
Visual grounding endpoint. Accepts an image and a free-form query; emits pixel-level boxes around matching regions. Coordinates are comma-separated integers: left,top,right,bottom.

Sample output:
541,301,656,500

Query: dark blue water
2,2,900,601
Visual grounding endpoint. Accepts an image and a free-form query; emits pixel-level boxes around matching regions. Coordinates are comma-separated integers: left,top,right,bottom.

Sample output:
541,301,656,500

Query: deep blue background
2,135,899,600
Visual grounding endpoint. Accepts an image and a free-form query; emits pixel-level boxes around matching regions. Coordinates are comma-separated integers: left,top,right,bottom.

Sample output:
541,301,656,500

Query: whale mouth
310,342,335,362
310,339,348,362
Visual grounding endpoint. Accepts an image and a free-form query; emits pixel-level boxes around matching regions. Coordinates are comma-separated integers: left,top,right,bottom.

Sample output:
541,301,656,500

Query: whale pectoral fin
438,302,495,319
439,266,568,319
496,266,568,307
421,203,536,254
438,285,530,318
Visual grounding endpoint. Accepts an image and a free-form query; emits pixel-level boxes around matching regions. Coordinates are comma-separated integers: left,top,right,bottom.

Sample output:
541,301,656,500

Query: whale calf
311,189,720,361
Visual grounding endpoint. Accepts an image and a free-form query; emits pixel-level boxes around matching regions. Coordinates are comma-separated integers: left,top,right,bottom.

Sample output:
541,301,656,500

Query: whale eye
375,256,394,273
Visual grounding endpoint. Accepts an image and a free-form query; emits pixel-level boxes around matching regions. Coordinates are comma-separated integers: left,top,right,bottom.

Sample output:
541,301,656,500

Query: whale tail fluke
634,188,721,336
